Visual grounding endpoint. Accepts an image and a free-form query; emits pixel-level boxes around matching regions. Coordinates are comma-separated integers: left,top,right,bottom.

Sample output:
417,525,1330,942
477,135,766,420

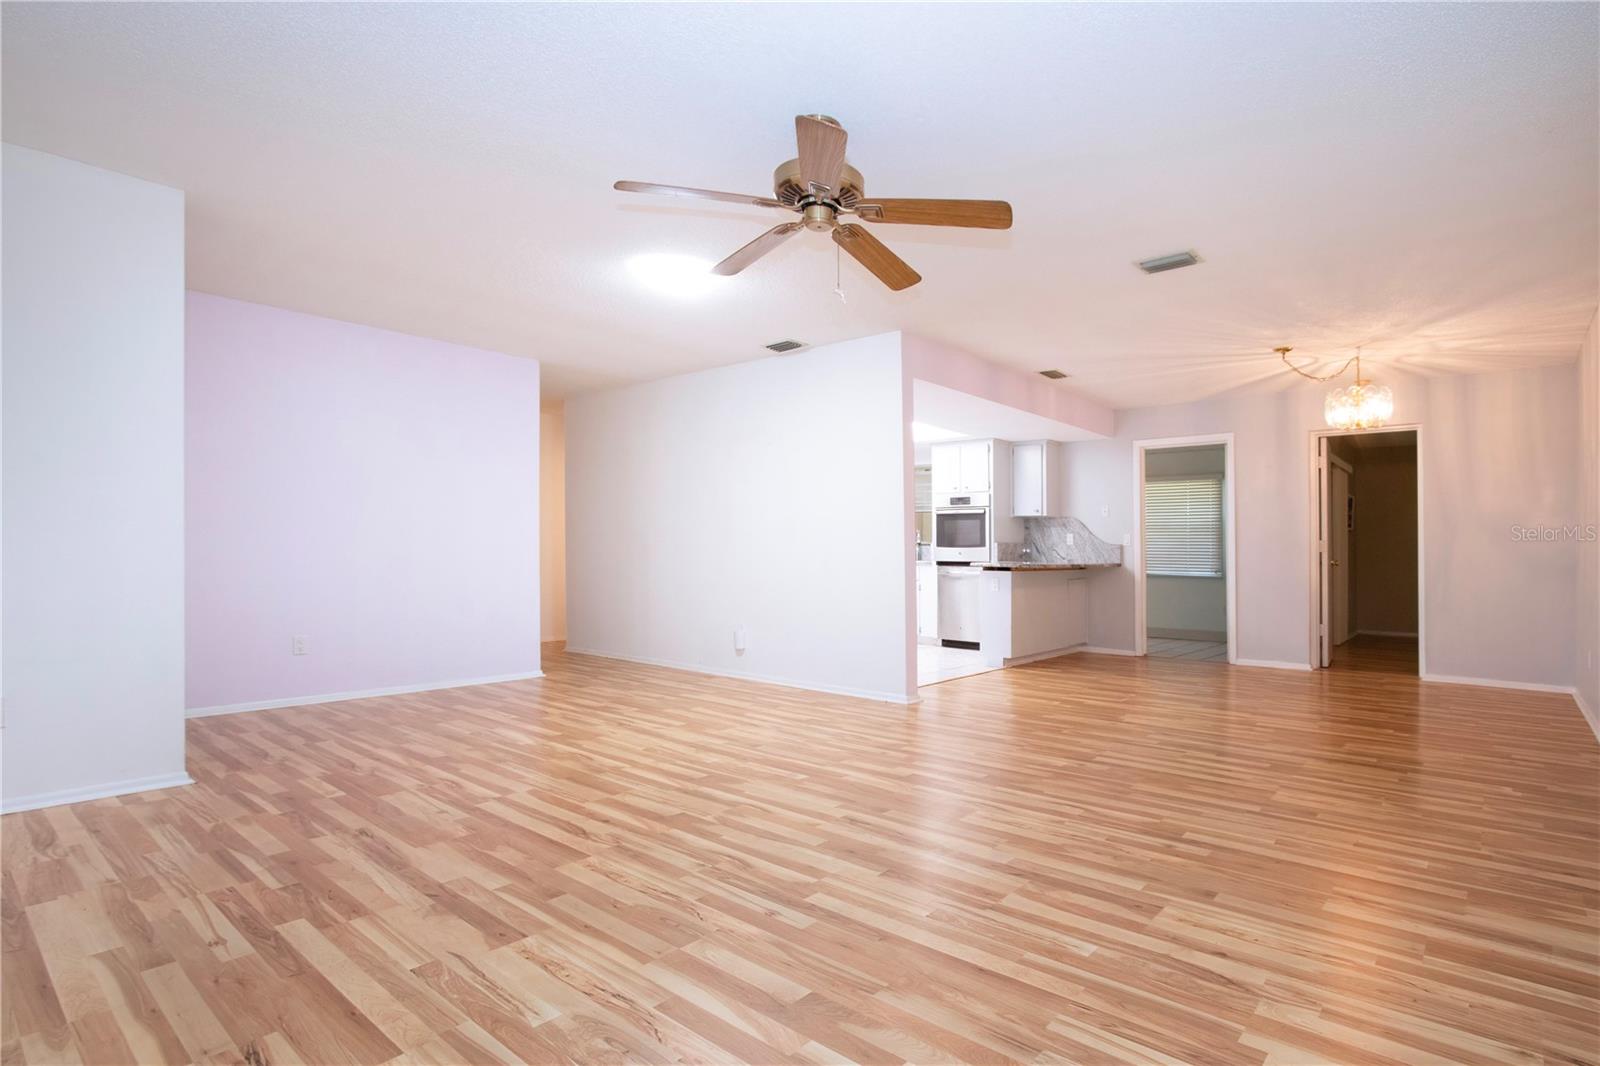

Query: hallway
1330,633,1419,675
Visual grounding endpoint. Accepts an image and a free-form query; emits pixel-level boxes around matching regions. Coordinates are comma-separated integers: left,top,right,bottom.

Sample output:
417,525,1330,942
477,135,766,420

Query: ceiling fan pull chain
834,243,846,304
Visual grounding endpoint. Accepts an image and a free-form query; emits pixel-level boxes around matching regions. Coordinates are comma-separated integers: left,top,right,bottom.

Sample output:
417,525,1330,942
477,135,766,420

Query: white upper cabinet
1011,440,1061,516
958,440,991,493
931,439,993,495
931,442,962,494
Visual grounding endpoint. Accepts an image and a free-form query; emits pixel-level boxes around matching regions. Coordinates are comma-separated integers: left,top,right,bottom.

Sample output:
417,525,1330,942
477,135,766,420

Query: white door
1330,461,1352,648
959,440,991,493
1318,439,1331,667
1012,442,1043,516
931,443,961,494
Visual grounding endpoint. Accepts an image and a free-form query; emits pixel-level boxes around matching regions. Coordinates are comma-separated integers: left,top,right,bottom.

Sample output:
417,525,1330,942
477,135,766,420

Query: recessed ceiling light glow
911,421,966,443
626,253,721,298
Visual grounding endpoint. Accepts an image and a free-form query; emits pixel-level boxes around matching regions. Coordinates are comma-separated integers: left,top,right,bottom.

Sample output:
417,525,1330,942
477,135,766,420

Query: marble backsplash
997,516,1123,565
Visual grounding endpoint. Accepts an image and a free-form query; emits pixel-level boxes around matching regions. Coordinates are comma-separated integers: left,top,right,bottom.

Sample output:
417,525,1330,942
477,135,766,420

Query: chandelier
1277,346,1394,430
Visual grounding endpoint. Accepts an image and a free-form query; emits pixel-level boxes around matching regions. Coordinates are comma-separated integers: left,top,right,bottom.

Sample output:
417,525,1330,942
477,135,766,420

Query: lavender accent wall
186,293,541,713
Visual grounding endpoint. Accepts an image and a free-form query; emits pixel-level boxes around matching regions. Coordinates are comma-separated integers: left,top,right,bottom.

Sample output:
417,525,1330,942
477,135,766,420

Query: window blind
1144,476,1223,576
914,465,933,512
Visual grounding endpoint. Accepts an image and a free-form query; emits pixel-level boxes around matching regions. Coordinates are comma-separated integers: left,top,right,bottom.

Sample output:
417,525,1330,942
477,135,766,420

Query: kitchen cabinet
1011,440,1061,517
979,569,1089,668
931,442,962,494
938,566,982,643
958,440,991,493
916,562,939,640
931,439,994,495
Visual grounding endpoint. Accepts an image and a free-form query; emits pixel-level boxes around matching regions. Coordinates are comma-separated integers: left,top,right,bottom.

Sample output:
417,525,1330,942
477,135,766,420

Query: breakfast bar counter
977,566,1101,668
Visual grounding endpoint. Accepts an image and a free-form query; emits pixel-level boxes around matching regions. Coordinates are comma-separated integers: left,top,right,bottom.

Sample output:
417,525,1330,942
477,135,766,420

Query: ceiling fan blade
712,222,804,276
795,115,848,197
614,181,786,209
833,224,921,291
853,198,1013,229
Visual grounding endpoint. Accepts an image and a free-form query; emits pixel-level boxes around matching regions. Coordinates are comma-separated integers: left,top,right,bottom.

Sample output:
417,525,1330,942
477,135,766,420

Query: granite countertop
978,561,1121,571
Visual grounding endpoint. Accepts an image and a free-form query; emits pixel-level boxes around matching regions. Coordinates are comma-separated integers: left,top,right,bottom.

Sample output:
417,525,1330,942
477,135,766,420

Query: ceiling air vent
1038,369,1069,380
1137,250,1200,274
765,339,805,353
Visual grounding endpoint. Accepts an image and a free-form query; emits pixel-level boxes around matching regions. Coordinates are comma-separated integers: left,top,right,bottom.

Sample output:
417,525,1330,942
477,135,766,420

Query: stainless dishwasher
937,565,982,645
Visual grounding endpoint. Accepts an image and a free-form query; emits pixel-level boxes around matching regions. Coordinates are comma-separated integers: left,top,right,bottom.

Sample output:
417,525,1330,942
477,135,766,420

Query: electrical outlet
1122,533,1131,546
734,626,747,654
292,635,309,656
1066,533,1076,547
1100,505,1109,517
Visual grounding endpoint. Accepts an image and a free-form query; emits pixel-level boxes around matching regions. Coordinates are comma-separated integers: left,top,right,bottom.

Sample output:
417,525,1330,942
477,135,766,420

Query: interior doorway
1133,434,1237,664
1314,428,1420,675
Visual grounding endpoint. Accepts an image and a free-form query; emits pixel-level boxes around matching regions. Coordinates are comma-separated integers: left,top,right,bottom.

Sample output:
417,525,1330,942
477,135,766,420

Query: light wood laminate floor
4,647,1597,1065
1331,633,1421,676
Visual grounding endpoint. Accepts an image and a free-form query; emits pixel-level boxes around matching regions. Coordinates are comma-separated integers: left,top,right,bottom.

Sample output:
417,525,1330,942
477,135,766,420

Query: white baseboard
1575,689,1599,743
1001,646,1084,667
563,647,915,705
1355,629,1419,638
1234,658,1314,672
2,771,194,815
186,671,545,719
1420,673,1576,695
1077,645,1138,657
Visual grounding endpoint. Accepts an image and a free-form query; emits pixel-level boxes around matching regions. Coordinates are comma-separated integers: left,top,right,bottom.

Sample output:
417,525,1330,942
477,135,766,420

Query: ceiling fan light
626,253,720,299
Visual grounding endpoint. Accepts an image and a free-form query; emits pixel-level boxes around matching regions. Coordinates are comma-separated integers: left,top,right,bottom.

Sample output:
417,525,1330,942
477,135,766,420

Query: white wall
1064,362,1582,685
1145,446,1226,479
565,333,911,701
1147,577,1227,637
2,145,188,811
1576,313,1598,732
540,400,566,643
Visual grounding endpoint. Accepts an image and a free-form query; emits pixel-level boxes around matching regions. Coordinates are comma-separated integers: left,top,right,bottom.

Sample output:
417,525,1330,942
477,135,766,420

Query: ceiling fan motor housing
773,159,863,214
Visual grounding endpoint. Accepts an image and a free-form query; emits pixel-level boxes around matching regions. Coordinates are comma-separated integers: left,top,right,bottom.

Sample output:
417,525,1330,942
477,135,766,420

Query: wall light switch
1101,505,1110,518
292,635,309,656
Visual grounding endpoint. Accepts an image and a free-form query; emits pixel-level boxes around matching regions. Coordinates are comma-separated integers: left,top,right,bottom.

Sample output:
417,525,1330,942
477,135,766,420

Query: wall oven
934,493,992,562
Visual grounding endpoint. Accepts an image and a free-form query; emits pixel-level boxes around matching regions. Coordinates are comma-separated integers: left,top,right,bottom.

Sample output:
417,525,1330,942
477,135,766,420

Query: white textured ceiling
3,3,1596,407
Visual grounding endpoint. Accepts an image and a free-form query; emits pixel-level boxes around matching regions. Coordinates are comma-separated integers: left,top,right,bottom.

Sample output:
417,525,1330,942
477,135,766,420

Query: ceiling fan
614,114,1012,292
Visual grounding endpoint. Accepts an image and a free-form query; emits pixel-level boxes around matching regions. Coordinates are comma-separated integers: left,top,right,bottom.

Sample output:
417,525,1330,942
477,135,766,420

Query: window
1144,475,1223,576
914,465,933,545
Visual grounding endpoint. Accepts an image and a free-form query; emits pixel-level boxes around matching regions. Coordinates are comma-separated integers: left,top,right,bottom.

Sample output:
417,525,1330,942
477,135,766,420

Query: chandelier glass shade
1324,379,1394,430
1278,346,1394,430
